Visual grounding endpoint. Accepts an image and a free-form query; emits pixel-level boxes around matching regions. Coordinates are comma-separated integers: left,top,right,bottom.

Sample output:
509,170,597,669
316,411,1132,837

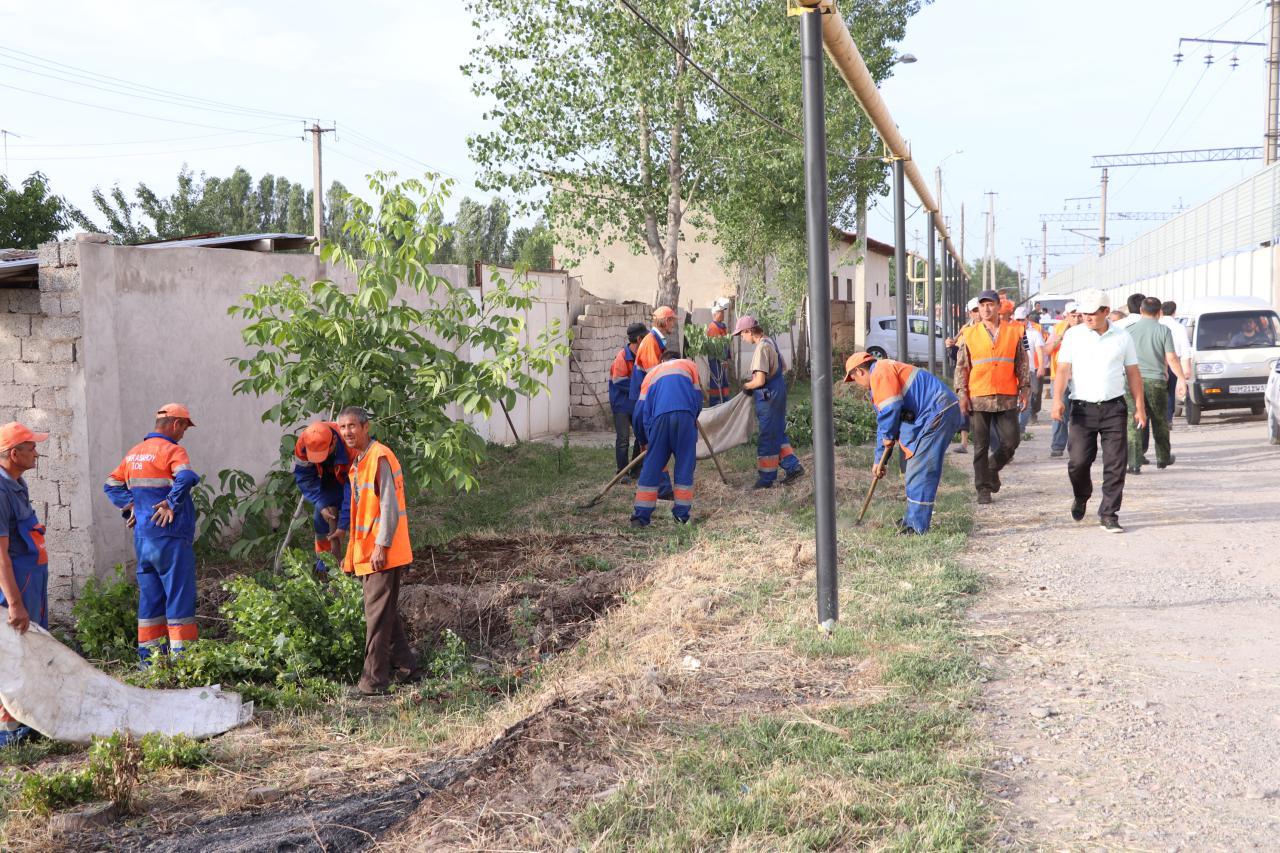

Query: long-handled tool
856,442,896,526
695,419,730,485
577,450,648,509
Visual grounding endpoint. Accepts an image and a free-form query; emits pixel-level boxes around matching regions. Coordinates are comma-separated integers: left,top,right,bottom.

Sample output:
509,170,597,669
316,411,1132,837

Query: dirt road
968,412,1280,850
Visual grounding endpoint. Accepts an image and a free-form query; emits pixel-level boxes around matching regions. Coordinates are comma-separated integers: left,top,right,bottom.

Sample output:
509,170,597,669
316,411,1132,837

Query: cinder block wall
1,238,94,612
568,300,651,431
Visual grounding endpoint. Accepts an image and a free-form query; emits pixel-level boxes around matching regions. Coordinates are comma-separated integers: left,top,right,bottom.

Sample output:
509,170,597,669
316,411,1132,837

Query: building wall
568,298,652,431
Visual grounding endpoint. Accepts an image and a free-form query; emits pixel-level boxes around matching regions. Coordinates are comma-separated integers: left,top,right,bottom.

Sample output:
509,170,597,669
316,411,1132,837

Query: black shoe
1126,465,1141,474
673,516,690,525
1070,499,1086,522
1156,455,1175,469
1050,449,1064,458
990,468,1001,493
977,491,993,505
782,466,805,485
897,526,920,536
1100,516,1124,533
629,517,648,528
751,480,773,491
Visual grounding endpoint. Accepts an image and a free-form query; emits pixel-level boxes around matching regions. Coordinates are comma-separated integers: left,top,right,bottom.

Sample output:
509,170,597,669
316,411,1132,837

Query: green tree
228,172,568,494
0,172,79,249
508,220,556,270
69,183,152,244
965,257,1022,302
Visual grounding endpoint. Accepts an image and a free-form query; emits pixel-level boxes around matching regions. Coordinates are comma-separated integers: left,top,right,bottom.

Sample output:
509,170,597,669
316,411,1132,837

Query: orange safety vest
960,321,1021,397
1048,320,1069,378
343,441,413,576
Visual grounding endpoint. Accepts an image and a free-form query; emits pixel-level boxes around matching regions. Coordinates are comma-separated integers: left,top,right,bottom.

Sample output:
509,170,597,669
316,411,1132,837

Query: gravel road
966,411,1280,850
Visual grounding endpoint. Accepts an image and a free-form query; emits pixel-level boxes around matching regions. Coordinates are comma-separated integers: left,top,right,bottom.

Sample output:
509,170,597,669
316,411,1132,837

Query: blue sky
0,0,1270,289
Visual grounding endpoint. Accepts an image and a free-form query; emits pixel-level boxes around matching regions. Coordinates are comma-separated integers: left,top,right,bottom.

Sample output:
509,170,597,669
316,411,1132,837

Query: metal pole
926,213,937,374
799,4,838,632
1041,220,1048,286
893,158,908,362
1098,167,1109,256
941,241,951,378
1268,0,1280,165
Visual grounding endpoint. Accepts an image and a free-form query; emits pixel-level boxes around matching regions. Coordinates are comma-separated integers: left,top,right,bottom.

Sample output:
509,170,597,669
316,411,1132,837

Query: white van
1183,297,1280,425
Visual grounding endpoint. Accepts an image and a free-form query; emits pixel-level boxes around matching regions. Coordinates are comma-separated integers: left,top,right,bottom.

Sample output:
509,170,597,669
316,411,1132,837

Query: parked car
864,314,946,363
1183,297,1280,425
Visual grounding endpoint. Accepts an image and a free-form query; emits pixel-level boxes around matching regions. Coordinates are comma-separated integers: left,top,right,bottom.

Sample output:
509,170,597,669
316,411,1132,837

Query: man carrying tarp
843,354,962,535
631,352,703,527
104,404,202,663
705,298,732,406
0,422,50,746
293,420,352,577
733,315,805,489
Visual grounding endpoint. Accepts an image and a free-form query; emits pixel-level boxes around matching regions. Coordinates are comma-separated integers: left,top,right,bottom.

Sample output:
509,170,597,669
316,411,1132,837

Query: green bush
786,391,878,448
71,566,138,662
17,768,97,815
139,733,210,770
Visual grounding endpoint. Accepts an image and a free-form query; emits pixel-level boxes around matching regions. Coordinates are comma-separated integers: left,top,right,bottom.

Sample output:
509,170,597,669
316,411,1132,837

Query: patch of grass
575,700,986,850
0,737,78,769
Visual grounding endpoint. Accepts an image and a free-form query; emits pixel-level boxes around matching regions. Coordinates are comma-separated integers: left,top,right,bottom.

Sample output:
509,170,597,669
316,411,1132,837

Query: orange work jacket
1048,320,1069,378
960,321,1021,397
343,441,413,576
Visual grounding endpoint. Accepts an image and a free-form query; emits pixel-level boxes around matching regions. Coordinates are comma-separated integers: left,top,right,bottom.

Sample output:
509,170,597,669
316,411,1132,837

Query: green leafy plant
429,629,470,680
191,465,298,558
786,391,878,449
87,732,140,813
139,733,211,770
17,768,97,815
680,323,731,362
71,566,138,662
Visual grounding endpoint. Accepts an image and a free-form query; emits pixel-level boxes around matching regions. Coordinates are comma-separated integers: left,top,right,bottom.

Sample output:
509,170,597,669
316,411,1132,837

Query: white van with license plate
1184,297,1280,425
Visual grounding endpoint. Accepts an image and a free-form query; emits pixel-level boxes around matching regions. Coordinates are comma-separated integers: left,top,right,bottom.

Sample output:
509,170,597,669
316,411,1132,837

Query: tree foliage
229,172,569,494
0,171,80,249
432,195,558,279
965,257,1022,302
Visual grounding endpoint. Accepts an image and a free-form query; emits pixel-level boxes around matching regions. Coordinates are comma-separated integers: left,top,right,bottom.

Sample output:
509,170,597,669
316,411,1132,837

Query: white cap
711,297,731,312
1064,301,1079,313
965,297,979,312
1074,289,1109,314
1013,306,1028,320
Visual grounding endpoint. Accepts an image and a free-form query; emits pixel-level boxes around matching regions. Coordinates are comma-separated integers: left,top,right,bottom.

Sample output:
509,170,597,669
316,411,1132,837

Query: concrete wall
569,298,652,431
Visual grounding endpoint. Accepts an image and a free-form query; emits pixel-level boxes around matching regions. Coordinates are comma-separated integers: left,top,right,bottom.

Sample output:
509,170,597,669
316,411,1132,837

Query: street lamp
895,53,918,64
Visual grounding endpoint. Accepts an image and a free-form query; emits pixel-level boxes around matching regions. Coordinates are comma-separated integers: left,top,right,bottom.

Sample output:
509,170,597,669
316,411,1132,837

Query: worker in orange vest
631,306,678,500
333,406,419,696
705,298,732,406
955,291,1029,504
1043,301,1082,457
631,352,703,527
293,421,351,577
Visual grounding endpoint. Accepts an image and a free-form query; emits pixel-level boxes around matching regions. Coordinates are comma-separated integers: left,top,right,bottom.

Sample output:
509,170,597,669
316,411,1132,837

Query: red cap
731,315,758,336
299,421,335,463
0,422,49,453
842,352,875,381
156,403,195,426
653,306,676,321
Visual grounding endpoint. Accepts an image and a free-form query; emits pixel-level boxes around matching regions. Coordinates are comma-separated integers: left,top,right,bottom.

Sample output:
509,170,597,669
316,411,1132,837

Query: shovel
855,442,896,526
577,450,648,509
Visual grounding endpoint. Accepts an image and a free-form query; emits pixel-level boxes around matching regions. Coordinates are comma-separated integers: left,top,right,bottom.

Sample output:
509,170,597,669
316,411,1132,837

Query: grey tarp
696,393,756,459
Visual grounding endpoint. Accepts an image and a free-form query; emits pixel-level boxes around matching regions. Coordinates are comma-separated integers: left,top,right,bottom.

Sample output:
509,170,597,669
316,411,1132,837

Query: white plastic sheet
0,623,252,744
696,393,755,459
1267,369,1280,445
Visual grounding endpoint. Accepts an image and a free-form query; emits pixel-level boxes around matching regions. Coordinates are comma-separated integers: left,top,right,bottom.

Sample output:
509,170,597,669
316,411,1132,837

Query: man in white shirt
1113,293,1144,330
1159,300,1191,423
1051,289,1147,533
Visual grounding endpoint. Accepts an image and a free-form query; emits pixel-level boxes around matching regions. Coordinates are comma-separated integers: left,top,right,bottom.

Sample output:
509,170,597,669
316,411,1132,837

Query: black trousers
970,408,1020,493
613,410,642,473
1067,397,1128,519
359,566,417,693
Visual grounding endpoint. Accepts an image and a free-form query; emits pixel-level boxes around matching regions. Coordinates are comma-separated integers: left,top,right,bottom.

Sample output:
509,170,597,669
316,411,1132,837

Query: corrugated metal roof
136,232,314,251
0,255,39,285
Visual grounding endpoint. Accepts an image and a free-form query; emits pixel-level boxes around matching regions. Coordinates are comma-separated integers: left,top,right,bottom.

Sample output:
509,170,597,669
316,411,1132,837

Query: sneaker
629,517,648,528
1049,449,1064,458
977,491,993,505
782,466,805,485
751,480,773,491
673,516,690,525
1070,499,1086,522
1156,455,1175,469
953,446,969,454
1126,465,1141,474
1100,516,1124,533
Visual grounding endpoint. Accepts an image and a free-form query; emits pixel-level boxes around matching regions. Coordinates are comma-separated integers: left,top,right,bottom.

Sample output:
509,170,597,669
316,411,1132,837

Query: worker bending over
733,315,805,489
705,298,732,406
104,404,201,662
631,353,703,527
844,354,962,534
293,421,352,577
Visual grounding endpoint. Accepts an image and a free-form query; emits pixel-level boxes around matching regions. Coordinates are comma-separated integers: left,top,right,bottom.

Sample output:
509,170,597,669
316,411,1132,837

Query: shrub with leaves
787,390,878,449
17,768,97,815
87,732,140,813
71,566,138,662
139,733,211,770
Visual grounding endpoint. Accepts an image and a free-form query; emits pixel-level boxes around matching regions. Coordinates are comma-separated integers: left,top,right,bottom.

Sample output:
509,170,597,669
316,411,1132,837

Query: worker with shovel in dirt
843,354,963,535
0,422,50,747
293,421,352,578
733,316,805,489
630,352,703,527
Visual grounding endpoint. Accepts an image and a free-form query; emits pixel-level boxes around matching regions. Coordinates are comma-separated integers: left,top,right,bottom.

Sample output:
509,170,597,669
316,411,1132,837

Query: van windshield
1194,311,1280,351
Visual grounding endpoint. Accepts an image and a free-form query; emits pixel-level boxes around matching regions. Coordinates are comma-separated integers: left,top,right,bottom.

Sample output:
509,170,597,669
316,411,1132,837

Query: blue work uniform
752,337,803,486
631,360,703,525
867,359,963,533
0,466,48,745
292,425,352,575
705,320,731,406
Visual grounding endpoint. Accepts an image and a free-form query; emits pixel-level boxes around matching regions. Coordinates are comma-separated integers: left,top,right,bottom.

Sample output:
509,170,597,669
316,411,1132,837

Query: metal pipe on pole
1098,167,1109,256
940,235,951,377
1268,0,1280,165
797,1,839,632
926,212,937,373
893,158,909,362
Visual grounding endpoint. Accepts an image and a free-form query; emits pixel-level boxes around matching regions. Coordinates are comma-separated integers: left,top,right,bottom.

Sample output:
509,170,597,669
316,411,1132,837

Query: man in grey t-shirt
1125,297,1187,473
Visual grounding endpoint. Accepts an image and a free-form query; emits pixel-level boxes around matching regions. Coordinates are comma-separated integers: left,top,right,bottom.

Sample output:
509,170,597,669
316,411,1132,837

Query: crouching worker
104,404,201,662
293,420,351,576
0,422,50,746
844,353,962,535
631,353,703,527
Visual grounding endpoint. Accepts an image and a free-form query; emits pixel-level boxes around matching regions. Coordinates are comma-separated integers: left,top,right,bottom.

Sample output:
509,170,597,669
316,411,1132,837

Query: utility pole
1098,167,1109,256
796,0,838,633
986,191,997,294
1269,0,1280,164
306,122,336,252
1041,220,1048,286
0,129,19,180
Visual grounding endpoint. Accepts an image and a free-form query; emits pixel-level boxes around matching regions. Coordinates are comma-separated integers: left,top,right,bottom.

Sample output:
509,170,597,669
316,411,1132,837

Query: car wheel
867,346,888,359
1185,398,1201,425
1251,403,1265,416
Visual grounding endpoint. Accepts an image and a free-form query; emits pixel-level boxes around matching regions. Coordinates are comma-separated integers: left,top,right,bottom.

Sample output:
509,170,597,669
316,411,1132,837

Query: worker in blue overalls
843,352,963,534
630,352,703,527
733,316,805,489
705,298,732,406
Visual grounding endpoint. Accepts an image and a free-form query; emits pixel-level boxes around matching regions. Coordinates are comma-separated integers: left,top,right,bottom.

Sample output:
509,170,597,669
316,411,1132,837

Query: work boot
629,517,648,528
782,466,805,485
977,491,993,505
751,480,773,491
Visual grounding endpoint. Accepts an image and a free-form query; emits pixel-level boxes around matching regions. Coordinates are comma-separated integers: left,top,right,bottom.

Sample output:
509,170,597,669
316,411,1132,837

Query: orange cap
653,306,676,321
156,403,195,426
998,298,1015,317
0,422,50,453
299,421,335,463
842,352,875,381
